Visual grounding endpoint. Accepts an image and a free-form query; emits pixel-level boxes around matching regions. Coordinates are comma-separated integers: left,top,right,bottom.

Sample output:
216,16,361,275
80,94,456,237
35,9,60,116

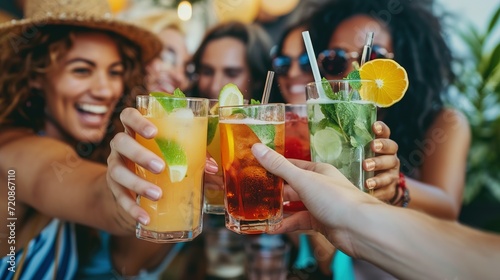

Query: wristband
398,172,410,208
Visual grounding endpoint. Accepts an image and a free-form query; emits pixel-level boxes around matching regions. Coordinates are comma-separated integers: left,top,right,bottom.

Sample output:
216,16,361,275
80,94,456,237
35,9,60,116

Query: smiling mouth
290,84,306,95
76,103,109,115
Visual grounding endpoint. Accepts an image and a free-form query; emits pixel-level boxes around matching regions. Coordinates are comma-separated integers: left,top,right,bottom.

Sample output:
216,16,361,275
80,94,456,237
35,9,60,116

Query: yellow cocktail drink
204,100,225,214
135,95,208,242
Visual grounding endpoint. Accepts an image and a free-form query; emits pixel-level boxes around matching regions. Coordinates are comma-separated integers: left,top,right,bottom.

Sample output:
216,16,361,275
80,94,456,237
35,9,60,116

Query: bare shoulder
427,108,471,145
428,108,470,137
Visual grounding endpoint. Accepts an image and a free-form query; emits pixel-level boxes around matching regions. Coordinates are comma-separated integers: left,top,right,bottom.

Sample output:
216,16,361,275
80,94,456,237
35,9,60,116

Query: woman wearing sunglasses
301,0,471,278
271,19,402,278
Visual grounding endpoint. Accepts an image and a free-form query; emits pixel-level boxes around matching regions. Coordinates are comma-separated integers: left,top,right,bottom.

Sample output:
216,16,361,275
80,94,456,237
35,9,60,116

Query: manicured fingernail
146,188,161,200
365,159,375,171
143,126,156,138
149,159,164,173
374,122,383,134
206,157,218,174
373,140,383,151
252,143,269,158
138,215,149,226
366,179,376,189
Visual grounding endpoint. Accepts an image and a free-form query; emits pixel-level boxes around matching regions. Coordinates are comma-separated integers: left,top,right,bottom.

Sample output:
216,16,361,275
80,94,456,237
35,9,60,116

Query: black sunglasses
318,45,394,76
272,52,311,76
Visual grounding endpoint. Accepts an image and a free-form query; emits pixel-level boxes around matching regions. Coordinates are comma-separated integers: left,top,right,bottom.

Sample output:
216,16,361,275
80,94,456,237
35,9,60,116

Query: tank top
0,218,78,280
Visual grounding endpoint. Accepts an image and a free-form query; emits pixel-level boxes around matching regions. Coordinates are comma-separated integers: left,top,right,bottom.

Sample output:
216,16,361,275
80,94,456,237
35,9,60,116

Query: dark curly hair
308,0,455,176
0,25,147,163
190,21,273,101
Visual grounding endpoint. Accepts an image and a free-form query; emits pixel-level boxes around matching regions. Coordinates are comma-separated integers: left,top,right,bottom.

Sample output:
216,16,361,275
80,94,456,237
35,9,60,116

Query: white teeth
78,104,109,114
290,85,306,95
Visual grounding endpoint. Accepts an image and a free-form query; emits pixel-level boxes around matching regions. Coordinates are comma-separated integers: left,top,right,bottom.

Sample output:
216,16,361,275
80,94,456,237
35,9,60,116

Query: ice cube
171,108,194,119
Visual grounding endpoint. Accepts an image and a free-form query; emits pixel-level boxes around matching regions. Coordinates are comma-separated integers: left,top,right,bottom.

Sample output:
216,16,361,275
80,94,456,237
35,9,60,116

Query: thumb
251,143,301,186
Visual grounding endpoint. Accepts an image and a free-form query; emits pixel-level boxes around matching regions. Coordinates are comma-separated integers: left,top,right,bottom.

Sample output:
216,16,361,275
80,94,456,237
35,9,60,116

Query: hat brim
0,16,162,63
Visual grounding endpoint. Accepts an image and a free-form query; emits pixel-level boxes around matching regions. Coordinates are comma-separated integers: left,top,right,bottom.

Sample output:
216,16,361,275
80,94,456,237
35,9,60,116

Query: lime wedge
150,91,187,113
154,138,188,183
207,116,219,145
312,127,342,162
218,83,244,106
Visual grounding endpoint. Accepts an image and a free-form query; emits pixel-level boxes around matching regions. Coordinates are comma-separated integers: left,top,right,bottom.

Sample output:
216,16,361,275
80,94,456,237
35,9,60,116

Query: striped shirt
0,219,78,280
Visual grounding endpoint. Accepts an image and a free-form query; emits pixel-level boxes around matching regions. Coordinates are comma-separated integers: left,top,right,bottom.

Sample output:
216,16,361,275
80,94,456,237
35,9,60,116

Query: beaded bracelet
398,172,410,208
391,173,410,207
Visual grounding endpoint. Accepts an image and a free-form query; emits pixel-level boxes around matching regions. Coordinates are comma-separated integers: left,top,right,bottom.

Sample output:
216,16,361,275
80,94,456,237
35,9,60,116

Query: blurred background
2,0,499,232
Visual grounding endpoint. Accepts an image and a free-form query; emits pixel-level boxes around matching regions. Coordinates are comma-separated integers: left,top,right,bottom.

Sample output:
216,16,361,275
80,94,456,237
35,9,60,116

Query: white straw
360,32,374,66
302,31,326,99
261,71,274,104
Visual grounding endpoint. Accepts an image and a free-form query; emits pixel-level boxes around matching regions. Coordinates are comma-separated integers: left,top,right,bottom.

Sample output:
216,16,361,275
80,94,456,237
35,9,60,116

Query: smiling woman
0,0,186,279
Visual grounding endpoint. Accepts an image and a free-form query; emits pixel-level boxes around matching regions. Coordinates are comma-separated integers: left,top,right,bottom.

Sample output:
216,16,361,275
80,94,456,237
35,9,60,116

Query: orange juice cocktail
135,95,208,242
219,103,285,234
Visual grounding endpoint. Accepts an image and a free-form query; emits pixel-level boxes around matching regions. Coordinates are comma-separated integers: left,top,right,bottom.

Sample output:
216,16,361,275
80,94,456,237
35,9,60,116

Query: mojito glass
135,95,209,242
219,103,285,234
204,99,225,215
306,80,377,191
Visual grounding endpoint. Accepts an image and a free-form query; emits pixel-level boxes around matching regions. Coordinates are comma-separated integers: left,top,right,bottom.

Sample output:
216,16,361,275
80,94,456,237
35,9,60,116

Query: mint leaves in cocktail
317,78,374,148
249,124,276,149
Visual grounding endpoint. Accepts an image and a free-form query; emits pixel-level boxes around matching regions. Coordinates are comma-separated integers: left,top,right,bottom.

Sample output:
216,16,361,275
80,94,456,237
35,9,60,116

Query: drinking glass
204,99,225,215
135,95,209,242
245,235,290,280
284,104,311,161
219,103,285,234
306,80,377,191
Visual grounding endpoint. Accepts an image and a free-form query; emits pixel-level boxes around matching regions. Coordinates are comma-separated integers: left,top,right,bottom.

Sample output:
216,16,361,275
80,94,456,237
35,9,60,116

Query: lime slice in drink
207,116,218,145
219,83,244,106
154,138,188,183
150,90,187,113
312,127,342,162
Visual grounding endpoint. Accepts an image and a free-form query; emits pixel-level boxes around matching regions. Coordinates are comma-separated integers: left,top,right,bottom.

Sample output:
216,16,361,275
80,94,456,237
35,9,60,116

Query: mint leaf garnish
250,99,261,105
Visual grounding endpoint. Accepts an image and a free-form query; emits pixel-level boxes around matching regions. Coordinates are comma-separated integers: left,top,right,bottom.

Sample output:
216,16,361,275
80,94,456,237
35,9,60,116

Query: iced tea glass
306,80,377,191
219,103,285,234
135,95,209,242
204,99,225,215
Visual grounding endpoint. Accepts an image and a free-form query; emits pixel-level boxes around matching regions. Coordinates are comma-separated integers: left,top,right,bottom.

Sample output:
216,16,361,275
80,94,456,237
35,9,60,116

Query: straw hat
0,0,162,63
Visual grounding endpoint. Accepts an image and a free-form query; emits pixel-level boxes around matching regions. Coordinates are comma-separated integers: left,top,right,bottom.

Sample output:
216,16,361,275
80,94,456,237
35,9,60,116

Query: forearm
405,177,461,220
350,203,500,279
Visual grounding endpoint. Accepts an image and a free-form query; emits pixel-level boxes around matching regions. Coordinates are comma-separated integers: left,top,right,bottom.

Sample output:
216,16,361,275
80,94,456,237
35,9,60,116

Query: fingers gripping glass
318,45,394,76
272,53,311,76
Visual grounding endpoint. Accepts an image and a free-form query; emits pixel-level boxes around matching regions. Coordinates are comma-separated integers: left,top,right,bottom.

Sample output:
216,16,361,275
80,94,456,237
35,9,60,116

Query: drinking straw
360,32,374,66
302,31,326,99
261,70,275,104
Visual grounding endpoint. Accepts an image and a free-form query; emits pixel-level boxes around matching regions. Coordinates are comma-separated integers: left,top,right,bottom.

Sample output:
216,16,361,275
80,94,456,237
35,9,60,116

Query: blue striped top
0,219,78,280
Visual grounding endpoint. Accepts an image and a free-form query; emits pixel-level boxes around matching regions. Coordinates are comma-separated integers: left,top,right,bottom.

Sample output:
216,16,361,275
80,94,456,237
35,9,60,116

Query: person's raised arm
252,143,500,279
0,129,134,235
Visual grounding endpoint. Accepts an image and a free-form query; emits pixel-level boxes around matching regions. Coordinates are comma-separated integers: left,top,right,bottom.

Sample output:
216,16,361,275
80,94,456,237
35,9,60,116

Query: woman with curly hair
0,0,193,278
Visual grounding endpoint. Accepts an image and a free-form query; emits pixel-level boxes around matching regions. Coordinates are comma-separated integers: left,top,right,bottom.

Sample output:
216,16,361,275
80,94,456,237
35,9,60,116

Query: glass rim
306,79,374,88
136,95,208,102
218,103,285,109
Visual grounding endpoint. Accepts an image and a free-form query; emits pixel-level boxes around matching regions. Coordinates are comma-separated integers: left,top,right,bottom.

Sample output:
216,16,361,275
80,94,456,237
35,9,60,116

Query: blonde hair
131,10,185,35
